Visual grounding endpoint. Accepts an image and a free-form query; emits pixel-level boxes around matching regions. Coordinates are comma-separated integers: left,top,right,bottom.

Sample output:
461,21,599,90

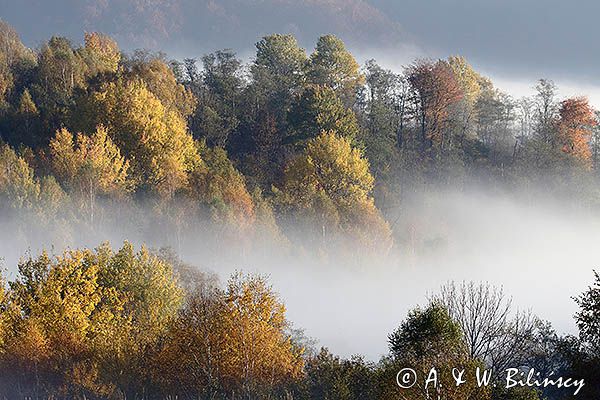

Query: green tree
251,34,307,117
302,348,376,400
288,85,360,145
388,303,489,400
307,35,364,107
191,49,243,146
33,36,87,135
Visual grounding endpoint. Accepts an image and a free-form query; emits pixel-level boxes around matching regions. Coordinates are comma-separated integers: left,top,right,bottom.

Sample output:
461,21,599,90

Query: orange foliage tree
556,97,597,167
406,59,463,148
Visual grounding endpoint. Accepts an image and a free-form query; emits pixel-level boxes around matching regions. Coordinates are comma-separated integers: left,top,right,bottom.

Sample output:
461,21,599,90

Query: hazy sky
2,0,600,104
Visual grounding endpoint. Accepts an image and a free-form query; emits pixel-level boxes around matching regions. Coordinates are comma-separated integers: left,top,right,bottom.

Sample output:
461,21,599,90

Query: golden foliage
88,79,202,198
280,130,392,250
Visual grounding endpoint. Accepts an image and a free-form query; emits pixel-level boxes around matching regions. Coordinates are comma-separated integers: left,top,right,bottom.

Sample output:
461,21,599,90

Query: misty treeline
0,242,598,399
0,18,600,400
2,20,600,257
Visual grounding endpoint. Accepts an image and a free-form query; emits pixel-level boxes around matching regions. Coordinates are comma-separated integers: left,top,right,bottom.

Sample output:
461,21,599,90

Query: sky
2,0,600,105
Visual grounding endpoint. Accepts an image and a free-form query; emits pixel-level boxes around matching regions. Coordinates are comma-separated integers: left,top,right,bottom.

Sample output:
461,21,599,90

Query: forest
0,18,600,399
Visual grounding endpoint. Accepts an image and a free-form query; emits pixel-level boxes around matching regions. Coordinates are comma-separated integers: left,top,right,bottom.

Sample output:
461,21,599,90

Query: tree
556,97,596,167
432,281,539,377
153,273,303,399
0,143,39,210
278,130,391,251
560,270,600,400
17,88,38,130
33,36,87,135
49,126,130,222
94,242,184,398
0,20,35,108
359,60,407,185
84,78,202,199
448,56,483,138
0,19,34,69
82,32,121,75
123,50,196,119
307,35,364,107
3,249,105,398
534,79,558,143
574,270,600,351
288,85,360,145
238,34,308,183
406,59,463,150
251,33,307,113
0,242,184,399
388,302,489,400
190,143,255,233
191,49,243,146
301,348,376,400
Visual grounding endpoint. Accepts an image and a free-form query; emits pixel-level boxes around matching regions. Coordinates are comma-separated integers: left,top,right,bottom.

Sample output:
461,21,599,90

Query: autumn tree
0,143,67,227
93,242,184,398
83,78,202,199
0,143,40,210
448,56,484,139
190,143,255,233
49,126,130,222
278,130,391,251
406,59,463,150
2,249,105,398
0,242,184,399
153,273,303,399
17,88,39,131
556,97,596,167
123,50,196,119
82,32,121,76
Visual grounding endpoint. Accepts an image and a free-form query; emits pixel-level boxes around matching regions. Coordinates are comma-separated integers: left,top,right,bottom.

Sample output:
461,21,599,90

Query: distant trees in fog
1,21,600,255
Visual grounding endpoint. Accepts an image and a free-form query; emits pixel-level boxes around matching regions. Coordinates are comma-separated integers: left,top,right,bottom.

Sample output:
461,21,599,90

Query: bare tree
431,281,539,376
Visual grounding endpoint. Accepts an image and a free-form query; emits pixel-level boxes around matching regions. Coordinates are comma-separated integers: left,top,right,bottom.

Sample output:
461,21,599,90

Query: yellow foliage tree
0,143,40,210
190,144,255,232
83,32,120,75
49,126,130,222
0,243,184,399
280,130,392,251
448,55,484,138
87,79,202,199
125,54,196,119
152,273,303,399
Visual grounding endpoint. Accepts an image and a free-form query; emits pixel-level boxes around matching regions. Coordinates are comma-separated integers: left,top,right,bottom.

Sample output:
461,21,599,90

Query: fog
1,187,598,360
